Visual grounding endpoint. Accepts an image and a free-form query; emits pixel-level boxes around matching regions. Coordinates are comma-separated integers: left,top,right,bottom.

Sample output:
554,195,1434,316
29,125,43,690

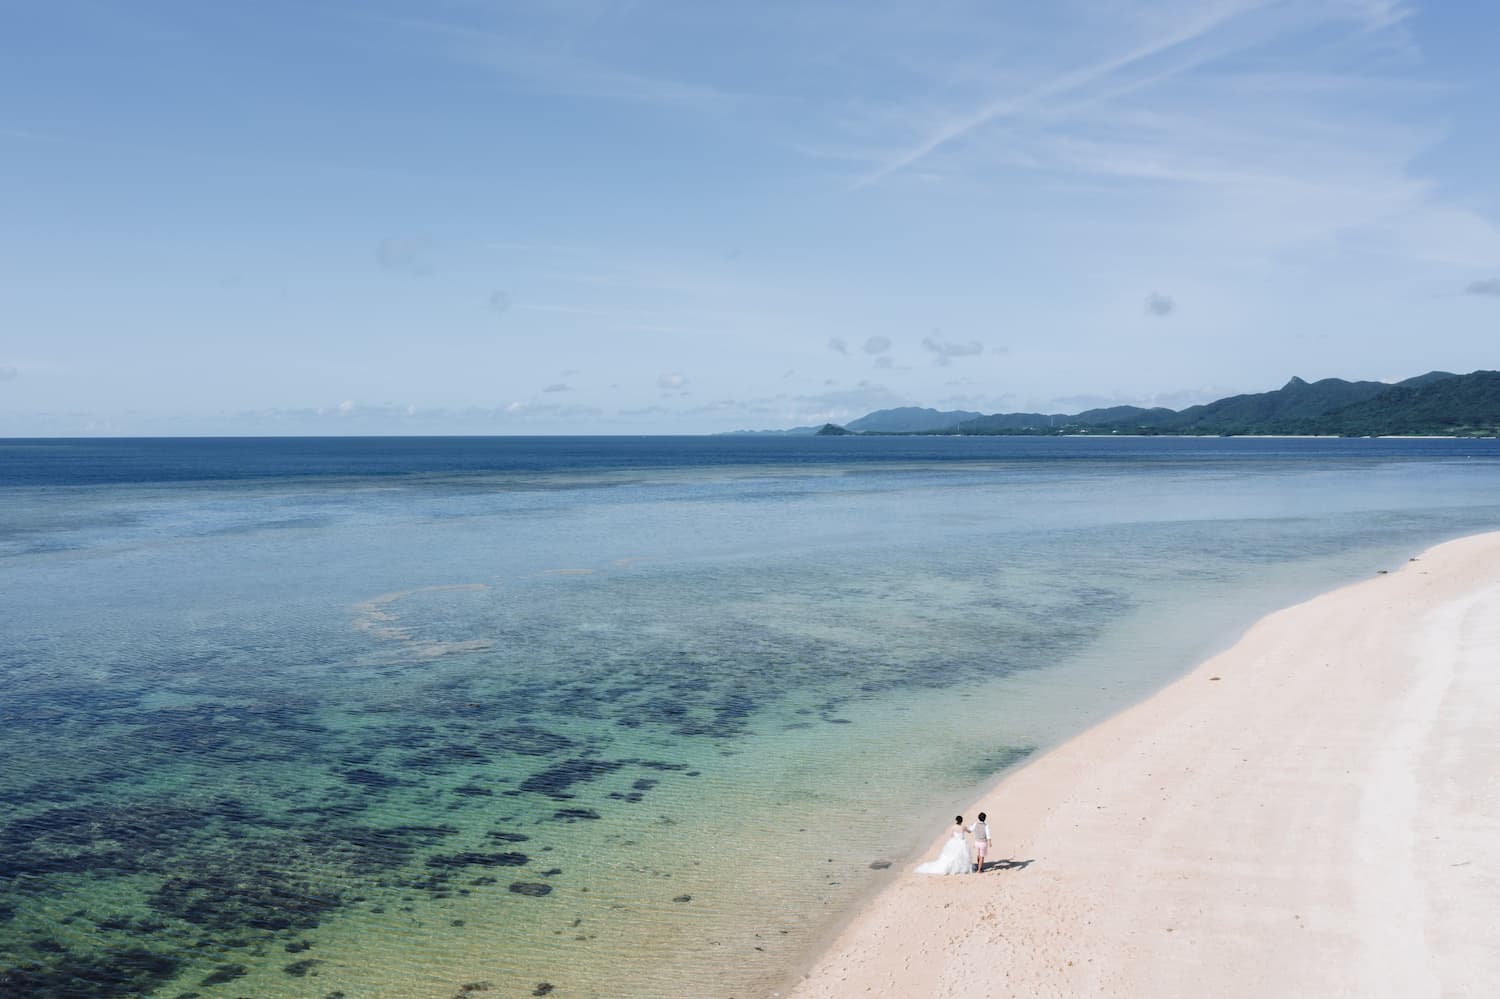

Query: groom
968,812,992,873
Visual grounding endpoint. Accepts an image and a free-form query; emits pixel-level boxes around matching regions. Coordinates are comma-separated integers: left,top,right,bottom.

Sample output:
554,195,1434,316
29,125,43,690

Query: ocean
3,435,1499,998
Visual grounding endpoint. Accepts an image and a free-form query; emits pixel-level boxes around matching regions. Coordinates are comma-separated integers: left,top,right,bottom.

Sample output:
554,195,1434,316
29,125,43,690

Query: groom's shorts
974,841,988,859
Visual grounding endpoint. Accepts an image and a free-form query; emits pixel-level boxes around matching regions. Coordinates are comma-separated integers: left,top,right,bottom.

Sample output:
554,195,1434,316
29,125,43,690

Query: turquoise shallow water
3,436,1500,997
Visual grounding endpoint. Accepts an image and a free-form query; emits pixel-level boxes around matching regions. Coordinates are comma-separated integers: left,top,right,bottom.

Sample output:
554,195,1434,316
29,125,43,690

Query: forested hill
811,370,1500,437
1268,370,1500,436
846,407,981,433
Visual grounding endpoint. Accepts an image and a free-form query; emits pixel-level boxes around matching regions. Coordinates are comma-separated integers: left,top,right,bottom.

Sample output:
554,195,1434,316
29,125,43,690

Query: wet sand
787,531,1500,998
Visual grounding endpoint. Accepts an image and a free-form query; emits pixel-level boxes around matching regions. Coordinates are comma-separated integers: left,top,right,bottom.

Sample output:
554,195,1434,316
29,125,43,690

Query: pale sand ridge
788,531,1500,998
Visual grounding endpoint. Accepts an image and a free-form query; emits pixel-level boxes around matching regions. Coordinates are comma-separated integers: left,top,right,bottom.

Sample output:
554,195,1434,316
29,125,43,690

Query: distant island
729,370,1500,438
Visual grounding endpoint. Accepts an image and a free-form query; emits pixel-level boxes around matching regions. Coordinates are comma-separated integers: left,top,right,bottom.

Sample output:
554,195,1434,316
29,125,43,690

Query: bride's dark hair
954,815,963,824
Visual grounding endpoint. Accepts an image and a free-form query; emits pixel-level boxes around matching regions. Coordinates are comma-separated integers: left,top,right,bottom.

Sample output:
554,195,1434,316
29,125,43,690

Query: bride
915,815,971,875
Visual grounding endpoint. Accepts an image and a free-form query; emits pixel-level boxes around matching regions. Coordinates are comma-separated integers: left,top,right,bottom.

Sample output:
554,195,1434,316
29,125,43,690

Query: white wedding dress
915,827,971,875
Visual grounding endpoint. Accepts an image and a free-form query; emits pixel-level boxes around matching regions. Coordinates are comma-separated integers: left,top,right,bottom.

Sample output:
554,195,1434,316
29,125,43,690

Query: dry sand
787,532,1500,998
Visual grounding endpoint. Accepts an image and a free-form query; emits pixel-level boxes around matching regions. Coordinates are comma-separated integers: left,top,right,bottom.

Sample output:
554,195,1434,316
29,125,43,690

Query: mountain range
737,370,1500,437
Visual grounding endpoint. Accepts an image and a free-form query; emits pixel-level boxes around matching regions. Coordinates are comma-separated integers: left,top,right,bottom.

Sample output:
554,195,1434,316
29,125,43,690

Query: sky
2,0,1498,436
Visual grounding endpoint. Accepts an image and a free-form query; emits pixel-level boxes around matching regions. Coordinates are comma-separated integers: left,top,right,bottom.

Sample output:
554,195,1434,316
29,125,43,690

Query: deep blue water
4,434,1497,487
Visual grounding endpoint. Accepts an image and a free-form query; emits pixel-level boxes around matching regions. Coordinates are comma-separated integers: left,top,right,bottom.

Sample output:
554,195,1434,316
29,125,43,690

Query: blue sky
3,0,1497,435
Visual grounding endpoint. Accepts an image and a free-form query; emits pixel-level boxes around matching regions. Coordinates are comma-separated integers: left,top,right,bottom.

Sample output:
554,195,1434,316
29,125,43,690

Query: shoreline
783,530,1500,998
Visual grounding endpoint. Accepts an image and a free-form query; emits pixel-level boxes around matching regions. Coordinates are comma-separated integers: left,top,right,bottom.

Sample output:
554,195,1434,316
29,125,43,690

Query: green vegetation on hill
845,407,982,433
816,370,1500,438
1161,376,1391,432
1270,371,1500,436
955,412,1059,433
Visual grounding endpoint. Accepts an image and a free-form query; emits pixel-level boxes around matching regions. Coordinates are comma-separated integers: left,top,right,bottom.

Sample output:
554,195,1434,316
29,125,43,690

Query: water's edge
771,529,1457,998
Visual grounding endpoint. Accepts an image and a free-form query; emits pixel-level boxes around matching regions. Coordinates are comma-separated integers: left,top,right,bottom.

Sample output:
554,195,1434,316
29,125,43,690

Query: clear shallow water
3,436,1500,998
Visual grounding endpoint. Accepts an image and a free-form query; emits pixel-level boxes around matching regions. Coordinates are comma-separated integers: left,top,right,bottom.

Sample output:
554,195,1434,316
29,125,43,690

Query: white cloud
337,399,355,414
1465,278,1500,297
828,337,849,354
862,335,892,355
543,383,572,393
657,372,687,389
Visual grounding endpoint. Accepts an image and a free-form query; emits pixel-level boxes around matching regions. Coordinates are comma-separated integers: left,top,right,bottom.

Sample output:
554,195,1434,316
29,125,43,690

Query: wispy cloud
854,0,1269,188
836,0,1500,269
1465,278,1500,297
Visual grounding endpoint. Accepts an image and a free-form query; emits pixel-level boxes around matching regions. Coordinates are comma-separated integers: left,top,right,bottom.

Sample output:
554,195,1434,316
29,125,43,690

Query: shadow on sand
978,858,1033,873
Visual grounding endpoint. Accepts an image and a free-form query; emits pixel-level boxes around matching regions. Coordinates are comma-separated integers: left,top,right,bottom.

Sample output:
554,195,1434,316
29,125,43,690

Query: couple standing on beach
915,813,992,875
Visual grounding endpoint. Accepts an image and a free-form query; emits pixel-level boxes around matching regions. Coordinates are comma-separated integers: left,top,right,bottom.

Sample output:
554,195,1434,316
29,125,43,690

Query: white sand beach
787,531,1500,998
